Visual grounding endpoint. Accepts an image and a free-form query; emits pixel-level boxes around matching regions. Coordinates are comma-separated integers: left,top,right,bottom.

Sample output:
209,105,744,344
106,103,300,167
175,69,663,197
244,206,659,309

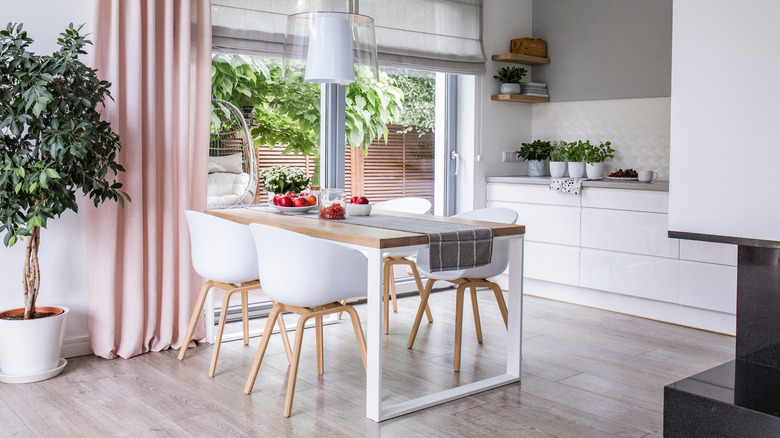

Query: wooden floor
0,291,734,437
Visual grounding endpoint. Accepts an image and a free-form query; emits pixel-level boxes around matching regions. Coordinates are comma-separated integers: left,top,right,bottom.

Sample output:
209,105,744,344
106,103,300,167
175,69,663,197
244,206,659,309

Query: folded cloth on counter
339,214,493,272
549,178,582,195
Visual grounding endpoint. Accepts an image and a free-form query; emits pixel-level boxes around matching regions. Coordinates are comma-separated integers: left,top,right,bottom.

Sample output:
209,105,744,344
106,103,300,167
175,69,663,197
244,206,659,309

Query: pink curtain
87,0,211,359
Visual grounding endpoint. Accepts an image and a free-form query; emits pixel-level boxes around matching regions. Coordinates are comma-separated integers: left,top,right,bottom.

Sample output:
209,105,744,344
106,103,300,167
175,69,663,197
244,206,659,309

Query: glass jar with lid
318,188,346,219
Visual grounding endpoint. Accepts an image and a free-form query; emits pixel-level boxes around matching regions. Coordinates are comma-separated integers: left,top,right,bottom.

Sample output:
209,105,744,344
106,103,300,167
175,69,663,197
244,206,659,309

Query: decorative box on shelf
510,38,547,58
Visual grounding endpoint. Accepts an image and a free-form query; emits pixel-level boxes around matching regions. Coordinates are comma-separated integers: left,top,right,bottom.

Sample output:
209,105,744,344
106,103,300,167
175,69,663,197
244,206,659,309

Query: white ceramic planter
0,306,69,383
586,162,605,179
499,83,521,94
567,161,586,179
527,159,545,177
549,161,567,178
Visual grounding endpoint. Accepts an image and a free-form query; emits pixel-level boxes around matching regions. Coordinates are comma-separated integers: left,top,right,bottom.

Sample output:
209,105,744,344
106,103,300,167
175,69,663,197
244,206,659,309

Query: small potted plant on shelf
0,23,129,383
493,66,528,94
583,140,615,179
563,141,587,178
259,166,311,198
515,140,552,177
549,141,567,178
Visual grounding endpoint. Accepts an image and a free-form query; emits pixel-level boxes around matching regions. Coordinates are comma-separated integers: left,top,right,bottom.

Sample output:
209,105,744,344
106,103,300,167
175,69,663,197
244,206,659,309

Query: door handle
451,151,459,176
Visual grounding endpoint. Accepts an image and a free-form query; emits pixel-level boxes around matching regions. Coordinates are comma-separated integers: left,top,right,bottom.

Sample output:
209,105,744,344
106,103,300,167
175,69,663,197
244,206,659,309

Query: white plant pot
549,161,567,178
527,159,546,177
567,161,586,179
585,162,605,179
499,83,521,94
0,306,69,383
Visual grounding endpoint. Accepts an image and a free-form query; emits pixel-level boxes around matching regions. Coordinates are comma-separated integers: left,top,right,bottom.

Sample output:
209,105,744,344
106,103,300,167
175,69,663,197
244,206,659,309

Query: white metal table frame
359,234,524,422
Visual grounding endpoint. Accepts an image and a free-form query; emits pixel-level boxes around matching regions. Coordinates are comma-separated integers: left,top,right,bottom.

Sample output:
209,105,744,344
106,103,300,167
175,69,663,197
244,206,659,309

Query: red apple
356,196,369,205
292,197,308,207
278,196,293,207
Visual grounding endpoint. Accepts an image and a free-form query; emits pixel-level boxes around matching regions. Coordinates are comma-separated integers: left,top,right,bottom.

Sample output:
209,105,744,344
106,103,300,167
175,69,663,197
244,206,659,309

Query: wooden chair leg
343,306,367,371
454,284,467,372
383,260,391,334
407,278,436,349
277,313,293,364
470,286,483,343
389,266,399,313
284,315,309,418
178,280,214,360
244,302,284,394
209,288,237,377
315,312,324,375
241,289,250,345
491,284,509,328
408,261,434,323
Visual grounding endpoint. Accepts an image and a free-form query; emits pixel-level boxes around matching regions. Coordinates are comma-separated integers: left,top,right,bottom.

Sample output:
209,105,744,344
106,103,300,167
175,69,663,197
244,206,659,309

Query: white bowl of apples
270,192,317,214
346,196,372,216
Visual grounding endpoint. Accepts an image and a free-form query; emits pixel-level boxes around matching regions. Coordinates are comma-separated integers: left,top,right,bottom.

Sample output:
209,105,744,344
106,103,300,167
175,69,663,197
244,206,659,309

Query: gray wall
532,0,672,102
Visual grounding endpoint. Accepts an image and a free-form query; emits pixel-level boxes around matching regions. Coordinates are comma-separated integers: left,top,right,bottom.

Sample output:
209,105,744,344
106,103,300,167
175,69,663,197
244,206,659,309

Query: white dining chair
244,223,368,418
406,207,518,372
373,197,433,334
179,210,292,376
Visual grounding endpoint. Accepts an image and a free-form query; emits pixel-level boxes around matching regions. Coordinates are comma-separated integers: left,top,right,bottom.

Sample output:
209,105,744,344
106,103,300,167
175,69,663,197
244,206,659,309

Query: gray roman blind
211,0,486,74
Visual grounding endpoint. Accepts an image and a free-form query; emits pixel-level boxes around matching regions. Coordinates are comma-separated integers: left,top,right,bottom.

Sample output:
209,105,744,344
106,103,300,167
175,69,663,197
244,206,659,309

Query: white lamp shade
283,11,379,84
305,13,354,83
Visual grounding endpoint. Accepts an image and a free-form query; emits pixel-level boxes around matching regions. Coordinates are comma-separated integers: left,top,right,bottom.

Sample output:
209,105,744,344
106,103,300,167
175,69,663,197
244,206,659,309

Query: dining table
207,206,526,422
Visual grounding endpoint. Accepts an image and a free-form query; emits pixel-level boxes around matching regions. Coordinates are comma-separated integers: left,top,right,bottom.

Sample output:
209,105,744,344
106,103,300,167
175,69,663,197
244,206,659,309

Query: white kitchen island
486,176,736,335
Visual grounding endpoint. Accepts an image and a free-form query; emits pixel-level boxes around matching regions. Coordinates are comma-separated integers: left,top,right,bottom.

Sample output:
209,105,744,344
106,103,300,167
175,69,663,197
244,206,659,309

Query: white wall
668,0,780,242
4,0,98,356
464,0,534,212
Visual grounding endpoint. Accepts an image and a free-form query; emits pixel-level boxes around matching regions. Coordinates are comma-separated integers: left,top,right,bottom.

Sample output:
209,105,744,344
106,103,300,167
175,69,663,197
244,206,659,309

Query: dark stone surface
664,245,780,436
665,361,780,437
667,231,780,249
736,246,780,368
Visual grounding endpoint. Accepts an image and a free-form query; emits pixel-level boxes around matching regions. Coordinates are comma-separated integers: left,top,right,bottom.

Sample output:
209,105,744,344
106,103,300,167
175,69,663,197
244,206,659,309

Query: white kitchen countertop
486,176,669,192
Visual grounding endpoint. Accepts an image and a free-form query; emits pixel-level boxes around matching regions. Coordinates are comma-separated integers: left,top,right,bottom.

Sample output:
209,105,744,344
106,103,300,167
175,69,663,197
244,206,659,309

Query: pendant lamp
282,1,379,84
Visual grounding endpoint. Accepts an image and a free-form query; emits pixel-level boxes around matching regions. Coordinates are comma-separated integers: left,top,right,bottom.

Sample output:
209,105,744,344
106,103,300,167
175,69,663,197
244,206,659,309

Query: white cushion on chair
207,172,255,208
208,153,243,174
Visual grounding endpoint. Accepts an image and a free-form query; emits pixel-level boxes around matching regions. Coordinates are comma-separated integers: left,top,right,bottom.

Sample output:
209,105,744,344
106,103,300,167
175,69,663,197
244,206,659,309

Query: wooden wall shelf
491,53,550,65
491,94,550,103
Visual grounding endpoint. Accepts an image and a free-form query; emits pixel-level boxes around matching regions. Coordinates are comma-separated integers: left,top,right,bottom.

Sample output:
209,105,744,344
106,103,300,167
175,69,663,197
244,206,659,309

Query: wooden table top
207,208,525,249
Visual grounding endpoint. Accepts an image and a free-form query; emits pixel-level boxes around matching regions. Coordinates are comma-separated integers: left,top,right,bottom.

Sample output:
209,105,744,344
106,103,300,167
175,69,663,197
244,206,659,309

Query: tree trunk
22,226,41,320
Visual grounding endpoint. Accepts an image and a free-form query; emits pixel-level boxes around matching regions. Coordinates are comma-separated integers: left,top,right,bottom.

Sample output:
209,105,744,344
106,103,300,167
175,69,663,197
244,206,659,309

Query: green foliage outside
211,55,440,157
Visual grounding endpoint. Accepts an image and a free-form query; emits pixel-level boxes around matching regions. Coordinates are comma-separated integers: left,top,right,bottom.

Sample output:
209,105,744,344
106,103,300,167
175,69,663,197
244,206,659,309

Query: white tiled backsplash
532,97,671,179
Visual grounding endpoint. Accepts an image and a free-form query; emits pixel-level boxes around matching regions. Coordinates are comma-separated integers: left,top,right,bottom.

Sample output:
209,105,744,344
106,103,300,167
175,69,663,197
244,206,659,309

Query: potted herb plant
0,23,129,382
549,141,567,178
515,140,552,177
583,140,615,179
493,66,528,94
563,141,587,178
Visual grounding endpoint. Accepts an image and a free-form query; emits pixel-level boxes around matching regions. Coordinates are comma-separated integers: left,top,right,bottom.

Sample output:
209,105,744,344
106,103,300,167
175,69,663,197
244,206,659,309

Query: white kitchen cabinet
679,240,738,266
489,200,580,246
580,248,679,303
580,208,680,258
581,187,670,213
524,241,580,286
678,261,738,313
486,177,737,334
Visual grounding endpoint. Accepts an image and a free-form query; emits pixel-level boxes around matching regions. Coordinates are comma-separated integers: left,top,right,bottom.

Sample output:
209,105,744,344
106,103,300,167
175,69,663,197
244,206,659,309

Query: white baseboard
494,275,736,335
62,336,92,358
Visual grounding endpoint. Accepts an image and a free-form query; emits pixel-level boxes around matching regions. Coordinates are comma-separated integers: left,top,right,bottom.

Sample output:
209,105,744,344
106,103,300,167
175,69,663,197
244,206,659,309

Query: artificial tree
0,23,129,320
